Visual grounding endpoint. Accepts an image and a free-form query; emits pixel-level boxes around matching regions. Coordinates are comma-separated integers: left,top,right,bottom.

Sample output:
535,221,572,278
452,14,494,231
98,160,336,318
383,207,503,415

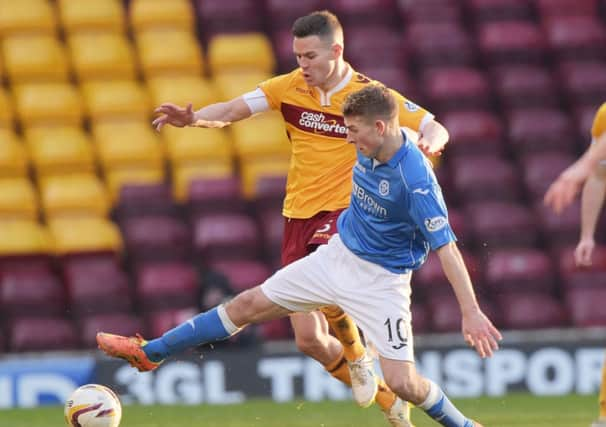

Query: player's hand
417,137,444,156
574,237,595,266
152,103,195,131
461,308,502,358
544,161,591,214
190,119,231,128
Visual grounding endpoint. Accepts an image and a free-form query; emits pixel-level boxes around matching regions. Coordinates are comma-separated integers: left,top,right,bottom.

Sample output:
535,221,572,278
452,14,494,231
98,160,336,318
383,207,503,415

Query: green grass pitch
2,393,597,427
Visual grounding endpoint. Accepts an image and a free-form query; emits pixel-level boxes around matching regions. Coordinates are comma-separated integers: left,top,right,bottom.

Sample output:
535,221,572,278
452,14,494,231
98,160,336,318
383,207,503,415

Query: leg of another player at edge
143,287,290,363
381,358,479,427
320,305,401,412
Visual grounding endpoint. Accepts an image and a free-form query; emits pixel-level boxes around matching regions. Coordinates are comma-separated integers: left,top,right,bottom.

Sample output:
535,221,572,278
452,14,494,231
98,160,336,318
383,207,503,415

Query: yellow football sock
600,359,606,419
324,350,352,386
376,380,398,411
320,305,365,362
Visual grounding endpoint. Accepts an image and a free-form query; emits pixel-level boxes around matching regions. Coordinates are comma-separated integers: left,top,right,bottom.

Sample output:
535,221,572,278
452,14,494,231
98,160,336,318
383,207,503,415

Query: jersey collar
366,131,409,170
315,65,354,107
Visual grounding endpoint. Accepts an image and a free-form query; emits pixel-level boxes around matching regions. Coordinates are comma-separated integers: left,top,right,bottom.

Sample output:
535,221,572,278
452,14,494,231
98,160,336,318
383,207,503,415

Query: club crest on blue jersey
379,179,390,196
424,216,448,232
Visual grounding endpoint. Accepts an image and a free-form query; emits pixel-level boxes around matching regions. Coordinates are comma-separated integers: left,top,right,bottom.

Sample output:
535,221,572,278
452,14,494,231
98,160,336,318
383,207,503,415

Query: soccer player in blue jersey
97,85,501,427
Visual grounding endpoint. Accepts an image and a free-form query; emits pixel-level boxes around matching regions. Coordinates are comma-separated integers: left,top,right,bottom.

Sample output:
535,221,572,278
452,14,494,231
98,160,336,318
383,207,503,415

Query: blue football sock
143,306,238,363
419,380,474,427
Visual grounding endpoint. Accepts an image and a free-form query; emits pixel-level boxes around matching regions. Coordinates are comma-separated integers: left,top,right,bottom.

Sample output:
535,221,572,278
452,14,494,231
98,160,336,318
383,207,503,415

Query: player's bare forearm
418,120,449,155
584,133,606,170
435,242,479,314
580,170,606,240
193,97,253,125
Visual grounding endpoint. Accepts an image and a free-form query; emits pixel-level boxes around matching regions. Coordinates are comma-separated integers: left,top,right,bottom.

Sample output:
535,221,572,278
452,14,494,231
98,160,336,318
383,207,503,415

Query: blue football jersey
337,133,456,273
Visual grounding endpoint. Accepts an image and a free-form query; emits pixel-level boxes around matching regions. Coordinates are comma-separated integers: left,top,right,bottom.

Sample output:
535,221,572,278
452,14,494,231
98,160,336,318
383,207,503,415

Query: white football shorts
261,234,414,361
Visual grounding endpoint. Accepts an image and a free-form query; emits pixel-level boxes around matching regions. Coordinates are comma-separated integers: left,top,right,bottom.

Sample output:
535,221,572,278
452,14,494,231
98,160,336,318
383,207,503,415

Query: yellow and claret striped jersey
258,67,434,219
591,102,606,141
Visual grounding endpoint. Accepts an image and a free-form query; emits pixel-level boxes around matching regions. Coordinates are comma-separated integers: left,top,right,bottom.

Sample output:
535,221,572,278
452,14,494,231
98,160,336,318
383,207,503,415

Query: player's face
293,35,338,87
345,115,384,159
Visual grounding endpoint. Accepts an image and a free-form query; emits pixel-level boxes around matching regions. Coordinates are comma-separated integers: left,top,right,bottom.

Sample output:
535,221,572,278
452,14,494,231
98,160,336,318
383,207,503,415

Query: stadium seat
574,104,601,141
0,220,52,258
136,29,204,78
484,249,555,294
92,120,164,171
80,313,145,348
0,267,65,318
129,0,194,33
440,111,504,157
163,127,232,167
147,76,220,111
0,87,15,128
213,70,272,101
466,0,532,22
172,161,235,202
0,0,57,37
559,61,606,107
57,0,125,34
398,0,462,24
543,17,606,62
466,201,537,249
423,67,492,113
40,174,110,219
491,65,559,110
240,157,290,199
147,307,199,338
271,29,300,73
521,152,576,201
2,35,69,83
356,66,420,102
136,262,198,311
566,288,606,327
82,80,151,122
413,250,482,298
0,129,28,179
254,175,287,208
450,155,520,203
498,292,567,329
122,216,191,264
477,21,546,66
68,32,137,81
534,0,599,18
13,82,83,127
49,217,122,255
410,303,430,334
265,0,324,32
188,176,246,217
405,22,475,68
534,201,581,249
208,33,275,75
105,168,165,203
426,295,463,332
258,318,293,341
193,213,261,263
63,256,132,317
25,126,95,177
10,317,78,352
196,0,263,38
256,207,284,268
507,109,576,154
231,111,291,159
208,260,272,293
557,245,606,290
115,183,177,220
0,178,38,220
344,26,404,69
330,0,398,27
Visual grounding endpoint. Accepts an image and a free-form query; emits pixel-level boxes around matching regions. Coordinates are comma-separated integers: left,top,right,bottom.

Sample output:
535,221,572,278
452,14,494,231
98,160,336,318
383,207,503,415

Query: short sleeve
390,89,434,132
407,184,456,250
258,73,293,110
591,103,606,140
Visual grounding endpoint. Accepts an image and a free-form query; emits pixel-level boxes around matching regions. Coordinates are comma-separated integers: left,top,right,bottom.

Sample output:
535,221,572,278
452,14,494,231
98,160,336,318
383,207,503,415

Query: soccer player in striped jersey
150,11,449,425
98,84,498,427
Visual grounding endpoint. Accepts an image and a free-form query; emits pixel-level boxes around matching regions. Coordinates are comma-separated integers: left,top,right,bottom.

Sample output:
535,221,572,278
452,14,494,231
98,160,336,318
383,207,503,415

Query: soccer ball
64,384,122,427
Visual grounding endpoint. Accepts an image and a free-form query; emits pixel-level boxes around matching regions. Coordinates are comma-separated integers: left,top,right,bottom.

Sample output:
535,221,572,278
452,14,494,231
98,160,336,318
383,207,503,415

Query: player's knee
294,330,325,357
228,288,264,324
384,372,424,404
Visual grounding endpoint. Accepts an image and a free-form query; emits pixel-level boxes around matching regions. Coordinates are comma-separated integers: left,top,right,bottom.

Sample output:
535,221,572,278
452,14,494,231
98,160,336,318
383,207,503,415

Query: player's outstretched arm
435,242,502,358
152,97,253,131
417,120,449,156
575,167,606,266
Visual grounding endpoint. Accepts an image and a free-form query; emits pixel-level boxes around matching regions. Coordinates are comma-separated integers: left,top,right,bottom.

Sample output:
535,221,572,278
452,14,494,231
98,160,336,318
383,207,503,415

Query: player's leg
592,358,606,426
96,286,290,371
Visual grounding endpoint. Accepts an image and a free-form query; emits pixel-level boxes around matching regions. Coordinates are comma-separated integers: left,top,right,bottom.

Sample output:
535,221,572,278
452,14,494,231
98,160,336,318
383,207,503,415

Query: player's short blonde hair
291,10,343,44
343,85,398,122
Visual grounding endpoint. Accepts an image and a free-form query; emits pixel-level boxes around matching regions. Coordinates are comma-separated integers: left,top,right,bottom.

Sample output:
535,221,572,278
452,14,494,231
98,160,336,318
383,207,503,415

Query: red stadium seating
357,66,420,102
534,0,599,19
405,22,476,68
492,65,559,109
196,0,263,38
424,67,492,113
557,245,606,290
136,262,198,311
265,0,325,31
559,61,606,107
478,21,546,65
80,313,145,348
115,183,178,220
258,318,293,340
534,201,581,249
271,29,298,73
426,295,499,332
345,26,405,69
398,0,462,24
411,303,430,334
484,248,555,294
0,267,66,318
507,109,577,154
466,0,532,22
329,0,399,27
147,307,199,338
498,292,567,329
450,155,520,203
256,207,284,268
565,288,606,327
466,201,538,249
122,216,191,264
10,317,79,352
441,111,504,156
413,250,482,298
543,17,606,62
188,176,246,217
208,260,272,292
521,152,576,201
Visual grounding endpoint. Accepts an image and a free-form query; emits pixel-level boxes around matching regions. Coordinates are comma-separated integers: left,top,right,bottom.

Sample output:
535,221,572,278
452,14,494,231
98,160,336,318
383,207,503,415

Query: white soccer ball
64,384,122,427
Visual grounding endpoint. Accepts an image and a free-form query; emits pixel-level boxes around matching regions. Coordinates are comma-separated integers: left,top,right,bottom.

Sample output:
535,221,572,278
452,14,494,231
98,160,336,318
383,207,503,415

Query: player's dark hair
291,10,343,42
343,85,398,122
